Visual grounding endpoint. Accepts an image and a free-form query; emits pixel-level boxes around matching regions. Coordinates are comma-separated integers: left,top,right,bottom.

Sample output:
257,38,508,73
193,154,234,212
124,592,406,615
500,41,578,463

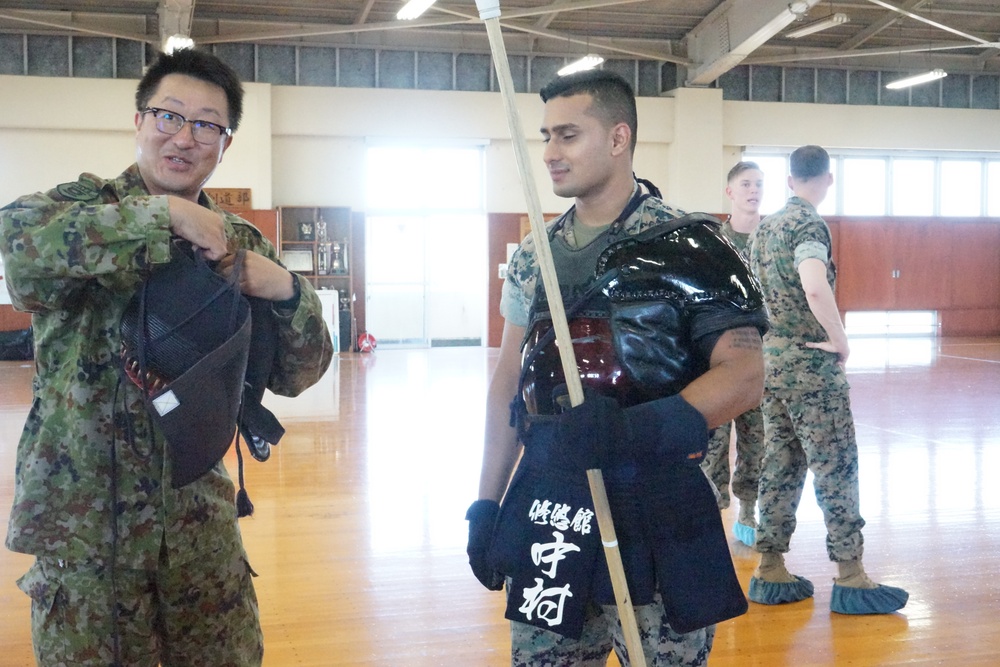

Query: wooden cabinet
832,216,1000,336
835,219,952,310
278,206,357,349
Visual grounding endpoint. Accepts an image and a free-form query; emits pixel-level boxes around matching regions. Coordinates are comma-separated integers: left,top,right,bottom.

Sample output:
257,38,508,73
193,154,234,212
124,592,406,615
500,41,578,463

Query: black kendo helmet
119,239,283,514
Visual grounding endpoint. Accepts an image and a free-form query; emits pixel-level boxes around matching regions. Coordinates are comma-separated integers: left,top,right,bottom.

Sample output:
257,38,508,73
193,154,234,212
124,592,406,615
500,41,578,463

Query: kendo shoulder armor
597,212,763,312
594,212,765,404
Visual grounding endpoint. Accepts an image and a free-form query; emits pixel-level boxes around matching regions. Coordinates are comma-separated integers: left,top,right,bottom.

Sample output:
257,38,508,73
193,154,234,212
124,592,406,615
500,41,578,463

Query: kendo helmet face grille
120,240,249,392
119,239,251,487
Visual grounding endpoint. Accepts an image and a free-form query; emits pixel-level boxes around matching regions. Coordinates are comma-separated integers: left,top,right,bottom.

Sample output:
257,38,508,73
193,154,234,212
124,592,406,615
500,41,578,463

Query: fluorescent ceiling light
397,0,437,20
557,54,605,76
885,69,948,90
163,34,194,54
787,13,850,39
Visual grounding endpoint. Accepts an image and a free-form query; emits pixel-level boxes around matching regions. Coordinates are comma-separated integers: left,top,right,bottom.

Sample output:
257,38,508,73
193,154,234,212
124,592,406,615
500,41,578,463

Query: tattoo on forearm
729,327,762,350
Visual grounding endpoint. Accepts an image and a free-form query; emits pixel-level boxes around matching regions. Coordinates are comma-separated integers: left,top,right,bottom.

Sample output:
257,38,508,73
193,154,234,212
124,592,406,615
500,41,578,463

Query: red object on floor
357,332,377,353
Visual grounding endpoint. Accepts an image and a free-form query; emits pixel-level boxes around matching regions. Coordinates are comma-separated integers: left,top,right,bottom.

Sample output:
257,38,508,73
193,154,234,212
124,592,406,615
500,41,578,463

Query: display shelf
278,206,356,350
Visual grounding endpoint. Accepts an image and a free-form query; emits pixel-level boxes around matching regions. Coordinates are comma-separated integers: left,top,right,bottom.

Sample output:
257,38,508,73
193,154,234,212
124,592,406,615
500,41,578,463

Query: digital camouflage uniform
500,194,719,666
699,219,765,511
0,164,333,666
747,196,865,563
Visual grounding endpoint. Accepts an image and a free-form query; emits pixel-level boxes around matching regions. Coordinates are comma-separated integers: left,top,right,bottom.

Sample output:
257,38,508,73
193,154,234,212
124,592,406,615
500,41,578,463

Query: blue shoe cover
733,521,756,547
830,583,908,614
748,575,815,605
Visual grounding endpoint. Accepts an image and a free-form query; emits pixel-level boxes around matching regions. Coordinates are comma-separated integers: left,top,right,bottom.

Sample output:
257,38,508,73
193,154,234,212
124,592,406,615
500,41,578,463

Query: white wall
723,100,1000,153
0,76,272,208
269,86,673,214
2,74,999,214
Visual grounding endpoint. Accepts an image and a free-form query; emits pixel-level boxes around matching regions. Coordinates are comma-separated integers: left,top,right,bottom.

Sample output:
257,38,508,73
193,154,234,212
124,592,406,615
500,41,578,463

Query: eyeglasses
141,107,232,145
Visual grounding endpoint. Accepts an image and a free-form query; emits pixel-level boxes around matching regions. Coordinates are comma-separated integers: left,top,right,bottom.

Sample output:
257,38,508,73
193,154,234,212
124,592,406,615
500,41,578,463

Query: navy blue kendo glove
465,499,504,591
623,394,709,462
553,391,627,471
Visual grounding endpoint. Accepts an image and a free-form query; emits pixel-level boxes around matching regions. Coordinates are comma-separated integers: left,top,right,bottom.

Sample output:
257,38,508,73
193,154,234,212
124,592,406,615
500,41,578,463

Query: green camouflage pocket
16,559,61,618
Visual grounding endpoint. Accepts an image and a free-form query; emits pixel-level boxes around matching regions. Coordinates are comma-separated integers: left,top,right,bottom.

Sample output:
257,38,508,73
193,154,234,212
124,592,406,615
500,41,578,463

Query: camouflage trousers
756,388,866,562
510,593,715,666
700,405,765,510
16,546,263,667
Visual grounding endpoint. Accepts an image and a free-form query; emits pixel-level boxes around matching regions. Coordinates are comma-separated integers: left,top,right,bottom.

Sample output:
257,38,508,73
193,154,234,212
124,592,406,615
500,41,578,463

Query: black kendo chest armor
519,212,763,416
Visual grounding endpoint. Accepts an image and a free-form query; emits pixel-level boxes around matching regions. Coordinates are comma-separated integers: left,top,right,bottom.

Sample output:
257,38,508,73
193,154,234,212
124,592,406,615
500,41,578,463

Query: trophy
317,242,331,275
331,240,343,273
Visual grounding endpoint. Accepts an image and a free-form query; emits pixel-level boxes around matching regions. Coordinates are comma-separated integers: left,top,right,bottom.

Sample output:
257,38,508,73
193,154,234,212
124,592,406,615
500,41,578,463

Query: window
365,145,487,348
817,157,838,217
745,149,1000,217
842,158,886,215
746,155,789,216
989,162,1000,217
940,160,982,217
892,159,935,216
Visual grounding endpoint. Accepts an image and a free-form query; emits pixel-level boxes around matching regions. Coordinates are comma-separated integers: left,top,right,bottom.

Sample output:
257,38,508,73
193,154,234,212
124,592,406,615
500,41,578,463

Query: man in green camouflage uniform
700,161,767,547
746,145,907,615
0,48,332,665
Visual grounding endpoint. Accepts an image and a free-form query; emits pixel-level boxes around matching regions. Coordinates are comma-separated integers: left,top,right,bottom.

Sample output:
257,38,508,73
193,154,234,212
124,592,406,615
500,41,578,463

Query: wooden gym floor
1,336,998,666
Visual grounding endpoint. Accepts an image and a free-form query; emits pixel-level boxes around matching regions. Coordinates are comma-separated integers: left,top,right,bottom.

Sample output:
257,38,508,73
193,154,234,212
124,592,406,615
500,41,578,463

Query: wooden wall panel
830,216,1000,335
831,218,896,310
940,309,1000,337
949,222,1000,309
244,209,279,247
892,221,952,309
0,306,32,332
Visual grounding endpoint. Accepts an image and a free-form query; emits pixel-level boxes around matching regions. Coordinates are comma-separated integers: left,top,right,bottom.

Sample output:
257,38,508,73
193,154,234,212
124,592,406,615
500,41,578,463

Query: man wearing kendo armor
465,69,769,666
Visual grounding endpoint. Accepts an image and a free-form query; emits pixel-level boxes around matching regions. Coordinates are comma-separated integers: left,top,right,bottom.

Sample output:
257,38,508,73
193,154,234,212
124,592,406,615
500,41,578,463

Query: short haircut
728,160,762,183
136,48,245,132
789,145,830,180
539,69,638,153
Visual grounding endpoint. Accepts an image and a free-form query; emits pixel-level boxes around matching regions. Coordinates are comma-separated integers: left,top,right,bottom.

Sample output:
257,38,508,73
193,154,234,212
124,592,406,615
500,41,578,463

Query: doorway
364,145,487,348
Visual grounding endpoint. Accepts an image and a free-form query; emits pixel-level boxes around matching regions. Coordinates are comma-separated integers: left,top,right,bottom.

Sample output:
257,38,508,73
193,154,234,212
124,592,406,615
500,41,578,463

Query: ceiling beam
0,9,151,43
683,0,822,86
864,0,993,46
420,1,685,62
744,40,1000,66
354,0,376,26
838,0,927,51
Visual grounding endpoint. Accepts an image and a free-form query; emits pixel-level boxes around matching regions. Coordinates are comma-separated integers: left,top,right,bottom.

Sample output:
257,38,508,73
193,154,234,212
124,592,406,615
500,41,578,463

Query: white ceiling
0,1,998,82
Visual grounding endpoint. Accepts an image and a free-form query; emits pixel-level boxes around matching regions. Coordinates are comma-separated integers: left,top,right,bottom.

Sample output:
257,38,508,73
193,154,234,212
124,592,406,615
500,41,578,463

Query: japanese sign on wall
204,188,252,212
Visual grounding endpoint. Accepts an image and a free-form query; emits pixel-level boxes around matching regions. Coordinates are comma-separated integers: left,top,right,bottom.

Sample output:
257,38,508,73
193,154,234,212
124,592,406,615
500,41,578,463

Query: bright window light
989,162,1000,217
892,159,935,216
842,158,886,215
940,160,982,217
817,157,838,217
743,154,789,216
365,146,484,211
845,310,938,337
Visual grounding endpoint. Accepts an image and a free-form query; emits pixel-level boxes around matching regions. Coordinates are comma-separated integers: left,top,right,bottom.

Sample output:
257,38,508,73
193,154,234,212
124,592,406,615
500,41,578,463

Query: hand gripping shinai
473,1,646,663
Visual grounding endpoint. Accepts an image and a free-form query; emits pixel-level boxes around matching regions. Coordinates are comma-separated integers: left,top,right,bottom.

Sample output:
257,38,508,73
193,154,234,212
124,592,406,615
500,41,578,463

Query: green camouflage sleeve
499,234,538,328
0,173,172,313
224,213,333,397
